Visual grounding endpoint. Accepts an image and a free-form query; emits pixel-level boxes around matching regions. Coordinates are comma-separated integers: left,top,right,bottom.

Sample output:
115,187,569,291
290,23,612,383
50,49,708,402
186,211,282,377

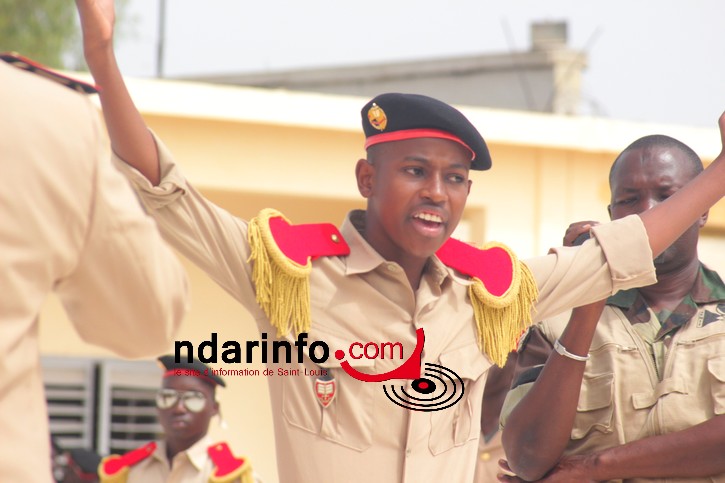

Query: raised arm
76,0,161,184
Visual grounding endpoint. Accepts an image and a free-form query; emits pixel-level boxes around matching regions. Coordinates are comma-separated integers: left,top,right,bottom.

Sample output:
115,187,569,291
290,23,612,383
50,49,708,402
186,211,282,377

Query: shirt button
406,448,411,457
480,451,491,462
387,264,398,272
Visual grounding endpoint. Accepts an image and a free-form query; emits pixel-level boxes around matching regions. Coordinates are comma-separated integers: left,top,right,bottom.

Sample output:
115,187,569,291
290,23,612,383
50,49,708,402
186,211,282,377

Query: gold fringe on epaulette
469,247,538,367
208,460,255,483
248,208,312,337
97,457,129,483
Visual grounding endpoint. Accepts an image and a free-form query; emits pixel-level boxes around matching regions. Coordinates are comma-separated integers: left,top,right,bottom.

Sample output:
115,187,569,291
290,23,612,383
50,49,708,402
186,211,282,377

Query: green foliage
0,0,129,70
0,0,79,68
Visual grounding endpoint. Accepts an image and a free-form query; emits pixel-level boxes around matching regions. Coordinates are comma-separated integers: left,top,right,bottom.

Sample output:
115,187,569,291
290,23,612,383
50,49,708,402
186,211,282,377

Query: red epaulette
1,51,99,94
436,237,539,367
436,237,517,298
207,442,254,483
265,212,351,264
98,442,156,483
247,208,349,336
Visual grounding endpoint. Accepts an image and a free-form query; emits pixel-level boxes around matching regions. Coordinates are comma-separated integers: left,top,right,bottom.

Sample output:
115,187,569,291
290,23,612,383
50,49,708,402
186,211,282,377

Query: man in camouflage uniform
499,135,725,482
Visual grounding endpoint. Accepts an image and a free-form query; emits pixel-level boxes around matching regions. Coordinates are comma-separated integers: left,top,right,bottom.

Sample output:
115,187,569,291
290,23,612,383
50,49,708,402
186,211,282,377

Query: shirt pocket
571,372,614,439
281,331,376,452
428,343,490,456
707,356,725,415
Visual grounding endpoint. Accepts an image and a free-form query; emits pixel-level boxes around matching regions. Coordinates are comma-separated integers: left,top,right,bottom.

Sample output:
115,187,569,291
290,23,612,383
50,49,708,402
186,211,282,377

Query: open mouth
412,212,445,236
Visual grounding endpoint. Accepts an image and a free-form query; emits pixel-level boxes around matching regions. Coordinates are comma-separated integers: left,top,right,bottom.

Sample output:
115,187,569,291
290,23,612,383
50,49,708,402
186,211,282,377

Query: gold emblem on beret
367,103,387,131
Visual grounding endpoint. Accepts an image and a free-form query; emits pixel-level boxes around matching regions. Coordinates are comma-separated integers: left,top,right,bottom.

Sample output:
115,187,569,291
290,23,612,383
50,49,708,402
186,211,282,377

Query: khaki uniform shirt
472,430,505,482
0,62,188,482
114,136,656,483
126,436,260,483
502,265,725,483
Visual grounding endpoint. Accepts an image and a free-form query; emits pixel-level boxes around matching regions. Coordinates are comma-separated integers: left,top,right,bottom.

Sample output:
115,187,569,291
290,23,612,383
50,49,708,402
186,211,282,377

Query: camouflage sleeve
511,325,554,389
499,325,554,429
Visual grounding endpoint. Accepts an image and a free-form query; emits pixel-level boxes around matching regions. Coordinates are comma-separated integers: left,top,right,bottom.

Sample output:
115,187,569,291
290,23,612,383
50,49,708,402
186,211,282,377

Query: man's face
157,376,218,448
356,137,472,264
608,145,705,272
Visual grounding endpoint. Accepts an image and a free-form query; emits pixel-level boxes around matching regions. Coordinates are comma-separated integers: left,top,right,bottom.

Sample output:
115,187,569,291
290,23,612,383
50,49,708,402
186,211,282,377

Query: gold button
331,234,339,243
480,452,491,462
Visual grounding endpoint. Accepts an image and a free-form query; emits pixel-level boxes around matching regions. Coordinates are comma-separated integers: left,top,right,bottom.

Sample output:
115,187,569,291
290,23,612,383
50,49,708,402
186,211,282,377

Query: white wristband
554,339,590,362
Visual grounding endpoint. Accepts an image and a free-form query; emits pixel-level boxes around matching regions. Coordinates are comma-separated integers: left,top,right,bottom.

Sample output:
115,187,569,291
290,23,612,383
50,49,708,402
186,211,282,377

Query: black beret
158,354,226,388
361,93,492,170
68,448,102,474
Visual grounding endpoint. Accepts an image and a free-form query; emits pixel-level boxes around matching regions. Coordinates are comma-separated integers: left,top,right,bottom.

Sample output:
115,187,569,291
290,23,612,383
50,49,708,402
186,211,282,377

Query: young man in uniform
75,1,725,481
98,356,259,483
499,135,725,482
0,52,188,482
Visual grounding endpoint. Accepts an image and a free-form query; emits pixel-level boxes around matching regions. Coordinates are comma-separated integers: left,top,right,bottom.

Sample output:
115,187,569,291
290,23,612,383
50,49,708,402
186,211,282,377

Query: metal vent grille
42,357,163,456
97,359,163,455
42,357,95,450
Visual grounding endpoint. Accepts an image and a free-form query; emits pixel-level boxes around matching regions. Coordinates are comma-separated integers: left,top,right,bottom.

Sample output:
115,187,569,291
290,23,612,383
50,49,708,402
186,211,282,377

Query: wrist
84,43,116,66
554,338,590,361
585,450,608,481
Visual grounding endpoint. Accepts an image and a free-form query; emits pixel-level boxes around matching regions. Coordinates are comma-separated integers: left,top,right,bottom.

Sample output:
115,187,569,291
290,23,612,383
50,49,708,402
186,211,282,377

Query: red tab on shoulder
436,237,514,297
100,441,156,476
436,237,538,367
208,442,253,482
269,216,350,265
1,52,99,94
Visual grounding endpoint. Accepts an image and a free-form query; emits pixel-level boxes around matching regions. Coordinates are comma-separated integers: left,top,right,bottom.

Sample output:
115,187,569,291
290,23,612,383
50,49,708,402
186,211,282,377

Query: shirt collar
340,210,452,287
340,210,387,275
153,434,212,471
185,434,213,470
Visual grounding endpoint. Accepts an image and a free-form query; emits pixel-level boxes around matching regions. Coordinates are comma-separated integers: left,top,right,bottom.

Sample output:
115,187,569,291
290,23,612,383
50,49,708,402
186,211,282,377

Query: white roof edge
463,108,721,160
71,72,721,160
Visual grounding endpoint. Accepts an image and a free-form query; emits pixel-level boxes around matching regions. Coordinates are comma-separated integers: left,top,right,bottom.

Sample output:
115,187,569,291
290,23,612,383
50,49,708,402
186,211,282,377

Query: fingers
497,473,524,482
76,0,116,62
497,459,530,482
563,221,599,247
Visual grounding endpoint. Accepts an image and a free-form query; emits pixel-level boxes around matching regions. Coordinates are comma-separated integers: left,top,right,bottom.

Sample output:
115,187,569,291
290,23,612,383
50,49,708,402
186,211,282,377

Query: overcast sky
113,0,724,128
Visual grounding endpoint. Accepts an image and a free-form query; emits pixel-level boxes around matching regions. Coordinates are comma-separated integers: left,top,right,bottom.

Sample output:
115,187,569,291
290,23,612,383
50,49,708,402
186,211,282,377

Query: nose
171,397,188,414
421,174,446,203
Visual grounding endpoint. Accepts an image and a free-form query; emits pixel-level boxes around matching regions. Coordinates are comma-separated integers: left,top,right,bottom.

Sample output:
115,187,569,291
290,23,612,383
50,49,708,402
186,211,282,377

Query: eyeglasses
155,389,207,413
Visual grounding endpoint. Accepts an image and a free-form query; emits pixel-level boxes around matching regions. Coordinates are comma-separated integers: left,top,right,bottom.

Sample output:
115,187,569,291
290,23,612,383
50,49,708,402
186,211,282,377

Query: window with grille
42,357,95,451
42,357,163,456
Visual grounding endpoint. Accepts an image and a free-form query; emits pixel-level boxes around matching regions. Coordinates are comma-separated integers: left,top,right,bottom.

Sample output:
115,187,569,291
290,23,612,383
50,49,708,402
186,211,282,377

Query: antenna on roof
501,18,536,111
542,24,602,115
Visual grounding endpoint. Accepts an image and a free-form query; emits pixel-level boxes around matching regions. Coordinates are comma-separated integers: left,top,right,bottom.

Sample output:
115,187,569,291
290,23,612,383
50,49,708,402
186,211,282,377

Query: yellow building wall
39,81,725,483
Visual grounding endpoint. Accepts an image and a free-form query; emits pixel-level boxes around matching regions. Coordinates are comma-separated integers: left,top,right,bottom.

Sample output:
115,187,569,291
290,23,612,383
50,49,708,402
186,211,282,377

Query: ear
467,179,472,195
211,400,220,417
698,210,709,228
356,158,375,198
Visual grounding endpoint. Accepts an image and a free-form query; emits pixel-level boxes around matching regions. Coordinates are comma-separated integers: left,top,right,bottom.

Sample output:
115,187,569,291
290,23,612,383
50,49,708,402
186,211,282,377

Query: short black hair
609,134,703,186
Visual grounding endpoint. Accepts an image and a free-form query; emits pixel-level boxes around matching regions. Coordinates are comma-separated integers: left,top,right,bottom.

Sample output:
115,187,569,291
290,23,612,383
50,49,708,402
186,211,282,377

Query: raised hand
718,111,725,163
76,0,116,60
562,220,599,247
74,0,161,184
